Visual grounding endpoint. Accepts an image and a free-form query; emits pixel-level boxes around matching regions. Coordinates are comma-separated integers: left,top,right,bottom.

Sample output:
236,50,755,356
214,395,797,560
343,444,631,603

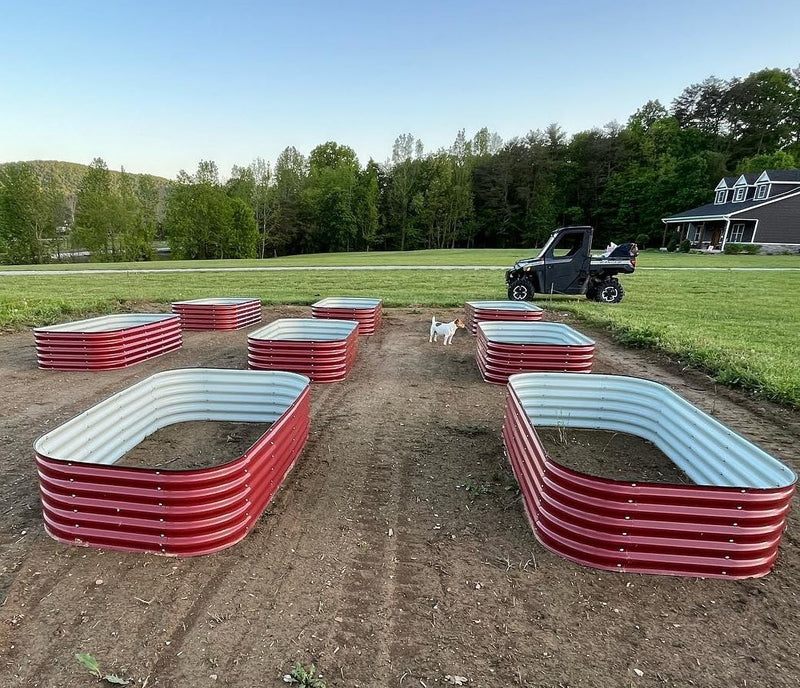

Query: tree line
1,66,798,264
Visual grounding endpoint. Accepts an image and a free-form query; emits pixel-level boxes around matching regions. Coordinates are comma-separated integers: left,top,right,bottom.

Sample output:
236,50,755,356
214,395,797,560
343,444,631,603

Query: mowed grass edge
3,251,799,407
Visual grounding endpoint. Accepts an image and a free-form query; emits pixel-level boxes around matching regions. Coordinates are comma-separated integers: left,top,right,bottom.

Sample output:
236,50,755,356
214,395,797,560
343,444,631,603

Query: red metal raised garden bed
34,369,310,556
34,314,182,371
477,321,595,384
311,297,382,335
464,300,543,335
171,297,262,330
503,373,796,579
248,318,359,383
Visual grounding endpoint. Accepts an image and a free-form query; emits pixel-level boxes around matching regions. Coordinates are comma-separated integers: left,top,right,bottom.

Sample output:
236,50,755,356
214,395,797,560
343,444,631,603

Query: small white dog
429,315,466,345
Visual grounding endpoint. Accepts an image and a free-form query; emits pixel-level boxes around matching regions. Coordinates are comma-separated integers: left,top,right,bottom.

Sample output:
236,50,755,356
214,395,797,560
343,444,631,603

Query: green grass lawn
3,249,799,406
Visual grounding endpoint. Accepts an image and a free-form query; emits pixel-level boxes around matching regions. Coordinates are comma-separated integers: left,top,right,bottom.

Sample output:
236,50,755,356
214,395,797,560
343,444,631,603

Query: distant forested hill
0,159,171,195
0,158,173,264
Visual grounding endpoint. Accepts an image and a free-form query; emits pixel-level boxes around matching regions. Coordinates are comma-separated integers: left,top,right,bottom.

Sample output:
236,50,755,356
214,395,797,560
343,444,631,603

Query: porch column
720,219,731,251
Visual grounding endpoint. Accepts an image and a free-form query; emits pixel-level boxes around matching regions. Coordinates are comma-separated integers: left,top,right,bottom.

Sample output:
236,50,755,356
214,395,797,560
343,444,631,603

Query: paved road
2,265,800,276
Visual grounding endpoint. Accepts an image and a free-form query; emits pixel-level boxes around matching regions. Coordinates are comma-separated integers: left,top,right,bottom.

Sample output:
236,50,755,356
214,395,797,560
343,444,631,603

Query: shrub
724,243,743,254
741,244,761,255
635,233,650,250
678,239,691,253
666,235,679,252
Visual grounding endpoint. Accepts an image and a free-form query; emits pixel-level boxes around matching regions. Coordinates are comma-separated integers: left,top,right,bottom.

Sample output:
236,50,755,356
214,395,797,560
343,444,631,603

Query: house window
730,223,745,242
755,184,768,200
715,190,727,204
690,225,703,242
733,187,746,202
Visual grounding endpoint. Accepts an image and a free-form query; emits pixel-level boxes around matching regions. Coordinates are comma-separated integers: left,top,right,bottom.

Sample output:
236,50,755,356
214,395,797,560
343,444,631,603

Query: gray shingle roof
764,169,800,182
663,186,800,221
664,200,757,220
664,169,800,222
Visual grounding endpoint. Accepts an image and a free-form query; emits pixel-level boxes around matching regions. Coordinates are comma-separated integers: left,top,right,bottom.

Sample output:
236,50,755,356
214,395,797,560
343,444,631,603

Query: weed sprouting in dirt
463,477,491,496
282,661,327,687
555,422,570,447
75,653,129,685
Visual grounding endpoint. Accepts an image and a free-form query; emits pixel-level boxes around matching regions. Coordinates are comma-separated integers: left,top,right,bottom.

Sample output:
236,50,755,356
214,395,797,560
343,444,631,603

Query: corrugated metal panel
34,314,182,370
477,322,594,384
34,369,311,557
311,297,382,335
503,373,796,579
248,318,359,382
465,300,543,335
171,297,262,330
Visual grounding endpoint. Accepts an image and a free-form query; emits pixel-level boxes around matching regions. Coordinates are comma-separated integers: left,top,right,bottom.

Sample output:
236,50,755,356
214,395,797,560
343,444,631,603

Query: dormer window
755,184,769,200
715,190,727,204
733,187,747,202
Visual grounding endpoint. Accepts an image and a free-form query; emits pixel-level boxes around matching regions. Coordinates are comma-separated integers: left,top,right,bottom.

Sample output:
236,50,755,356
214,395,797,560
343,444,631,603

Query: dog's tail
431,315,436,324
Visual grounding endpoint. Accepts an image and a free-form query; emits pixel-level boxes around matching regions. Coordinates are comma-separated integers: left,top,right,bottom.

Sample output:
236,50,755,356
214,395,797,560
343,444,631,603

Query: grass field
3,249,799,406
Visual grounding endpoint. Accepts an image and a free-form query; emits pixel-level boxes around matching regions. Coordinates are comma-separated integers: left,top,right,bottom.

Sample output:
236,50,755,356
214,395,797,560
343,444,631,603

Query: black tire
585,284,598,300
508,278,534,301
594,278,624,304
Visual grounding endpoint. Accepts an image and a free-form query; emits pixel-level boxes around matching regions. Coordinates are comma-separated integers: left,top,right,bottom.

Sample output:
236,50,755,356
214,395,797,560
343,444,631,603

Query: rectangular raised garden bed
465,300,543,335
34,314,182,370
477,321,595,384
171,297,262,330
311,297,382,335
503,372,797,579
248,318,359,382
34,369,311,556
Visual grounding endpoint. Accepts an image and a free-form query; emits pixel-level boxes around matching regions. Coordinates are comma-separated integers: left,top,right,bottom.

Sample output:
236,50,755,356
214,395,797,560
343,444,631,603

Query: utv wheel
594,278,624,304
508,278,534,301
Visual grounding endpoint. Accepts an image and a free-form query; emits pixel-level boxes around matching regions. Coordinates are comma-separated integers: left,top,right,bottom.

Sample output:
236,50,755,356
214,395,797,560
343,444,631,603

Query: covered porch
665,219,757,250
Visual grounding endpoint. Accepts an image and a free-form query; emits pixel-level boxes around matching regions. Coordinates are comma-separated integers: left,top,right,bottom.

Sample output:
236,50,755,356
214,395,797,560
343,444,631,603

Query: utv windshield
529,230,583,260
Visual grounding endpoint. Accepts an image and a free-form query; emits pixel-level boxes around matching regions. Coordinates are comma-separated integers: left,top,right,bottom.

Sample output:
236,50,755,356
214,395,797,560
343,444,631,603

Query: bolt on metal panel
503,372,796,578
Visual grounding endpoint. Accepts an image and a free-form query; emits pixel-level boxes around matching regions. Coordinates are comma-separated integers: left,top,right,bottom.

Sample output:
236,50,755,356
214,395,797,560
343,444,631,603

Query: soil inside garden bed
117,421,272,470
1,306,798,688
538,429,691,484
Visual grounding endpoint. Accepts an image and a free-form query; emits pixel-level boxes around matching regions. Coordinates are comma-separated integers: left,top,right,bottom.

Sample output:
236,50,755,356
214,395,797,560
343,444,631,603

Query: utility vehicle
505,226,637,304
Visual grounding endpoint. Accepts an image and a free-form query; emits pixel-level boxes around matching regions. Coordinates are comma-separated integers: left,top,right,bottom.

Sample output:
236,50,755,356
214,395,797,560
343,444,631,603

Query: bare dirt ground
1,306,799,688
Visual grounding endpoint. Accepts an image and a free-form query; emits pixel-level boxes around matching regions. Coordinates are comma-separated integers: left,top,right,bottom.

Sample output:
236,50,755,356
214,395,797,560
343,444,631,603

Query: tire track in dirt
321,319,410,685
140,350,374,685
106,321,403,685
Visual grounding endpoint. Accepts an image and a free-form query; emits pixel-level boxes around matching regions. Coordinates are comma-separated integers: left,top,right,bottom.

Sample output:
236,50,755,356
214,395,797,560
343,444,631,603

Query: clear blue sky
1,0,798,179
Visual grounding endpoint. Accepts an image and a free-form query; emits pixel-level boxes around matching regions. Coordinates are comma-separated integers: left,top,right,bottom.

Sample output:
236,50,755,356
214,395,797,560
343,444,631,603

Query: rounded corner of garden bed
33,368,311,557
503,372,796,579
